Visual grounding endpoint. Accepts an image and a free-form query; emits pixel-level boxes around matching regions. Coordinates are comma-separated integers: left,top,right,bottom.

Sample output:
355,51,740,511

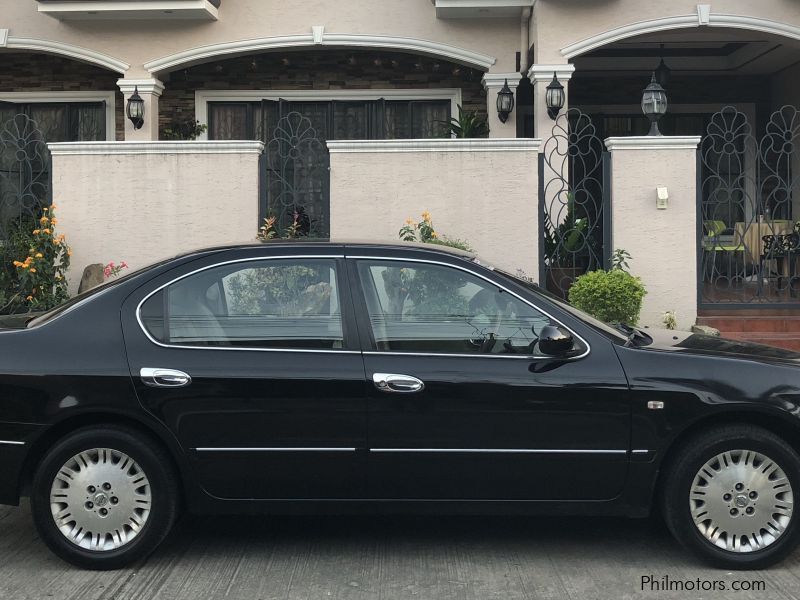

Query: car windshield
496,269,629,343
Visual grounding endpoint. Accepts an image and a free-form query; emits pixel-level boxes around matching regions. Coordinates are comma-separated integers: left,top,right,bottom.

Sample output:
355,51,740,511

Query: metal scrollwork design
265,112,330,237
0,114,51,241
540,109,607,298
699,106,800,305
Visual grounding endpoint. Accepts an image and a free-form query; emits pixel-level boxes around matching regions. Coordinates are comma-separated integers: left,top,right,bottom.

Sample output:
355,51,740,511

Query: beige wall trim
0,29,7,47
37,1,218,20
0,91,116,142
561,13,800,59
117,78,165,97
326,138,541,153
48,140,265,156
604,136,701,151
3,36,129,73
482,73,522,89
144,33,497,73
528,64,575,81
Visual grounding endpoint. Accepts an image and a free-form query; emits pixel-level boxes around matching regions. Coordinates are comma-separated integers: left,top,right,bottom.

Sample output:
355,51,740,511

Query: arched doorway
569,26,800,305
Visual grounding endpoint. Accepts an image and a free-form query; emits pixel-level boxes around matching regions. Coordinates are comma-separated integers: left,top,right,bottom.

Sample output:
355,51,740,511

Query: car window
356,260,553,355
139,259,343,349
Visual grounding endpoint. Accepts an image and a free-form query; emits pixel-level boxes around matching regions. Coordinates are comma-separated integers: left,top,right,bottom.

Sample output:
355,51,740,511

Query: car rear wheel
31,425,179,570
662,424,800,569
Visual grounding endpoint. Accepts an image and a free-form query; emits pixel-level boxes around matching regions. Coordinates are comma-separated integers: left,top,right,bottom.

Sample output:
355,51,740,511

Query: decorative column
481,73,520,138
528,64,575,138
117,78,164,141
605,136,701,329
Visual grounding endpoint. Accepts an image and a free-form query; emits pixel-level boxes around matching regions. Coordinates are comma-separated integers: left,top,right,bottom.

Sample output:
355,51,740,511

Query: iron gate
262,111,331,238
539,109,611,298
0,113,52,241
698,105,800,306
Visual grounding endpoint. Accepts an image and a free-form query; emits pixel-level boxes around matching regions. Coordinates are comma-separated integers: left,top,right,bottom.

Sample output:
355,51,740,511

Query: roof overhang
431,0,534,19
37,0,219,21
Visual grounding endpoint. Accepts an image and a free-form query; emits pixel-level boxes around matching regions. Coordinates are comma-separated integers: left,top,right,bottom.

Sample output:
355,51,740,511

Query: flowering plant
10,205,71,312
399,211,472,252
104,261,129,279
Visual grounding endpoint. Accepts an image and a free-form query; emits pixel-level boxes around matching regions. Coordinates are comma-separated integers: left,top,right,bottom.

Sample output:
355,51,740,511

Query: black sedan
1,241,800,570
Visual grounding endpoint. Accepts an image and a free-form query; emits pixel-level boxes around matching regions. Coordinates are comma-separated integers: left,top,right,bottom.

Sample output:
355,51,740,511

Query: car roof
180,238,477,260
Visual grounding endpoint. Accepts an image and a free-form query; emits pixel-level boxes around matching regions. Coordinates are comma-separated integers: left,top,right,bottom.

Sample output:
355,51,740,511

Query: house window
207,99,451,142
0,102,106,142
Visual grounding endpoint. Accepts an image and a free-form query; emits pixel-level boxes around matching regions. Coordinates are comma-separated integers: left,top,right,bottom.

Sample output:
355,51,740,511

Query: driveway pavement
2,503,800,600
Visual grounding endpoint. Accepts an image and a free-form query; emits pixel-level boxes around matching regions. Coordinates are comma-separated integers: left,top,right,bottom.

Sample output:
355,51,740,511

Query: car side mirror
537,324,575,357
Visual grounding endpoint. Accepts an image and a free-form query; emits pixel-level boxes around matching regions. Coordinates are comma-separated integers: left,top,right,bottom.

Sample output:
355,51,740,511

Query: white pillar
117,78,164,141
528,64,574,139
605,136,701,330
481,73,520,138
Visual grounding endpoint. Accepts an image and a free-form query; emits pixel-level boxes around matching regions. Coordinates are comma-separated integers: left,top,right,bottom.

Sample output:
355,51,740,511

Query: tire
662,424,800,569
31,425,179,570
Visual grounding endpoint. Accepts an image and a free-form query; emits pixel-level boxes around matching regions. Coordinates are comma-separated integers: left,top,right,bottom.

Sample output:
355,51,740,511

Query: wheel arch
653,408,800,505
19,411,194,507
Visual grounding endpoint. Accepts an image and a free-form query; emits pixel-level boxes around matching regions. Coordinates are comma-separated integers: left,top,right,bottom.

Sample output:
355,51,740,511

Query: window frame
347,256,591,360
0,91,116,141
135,254,359,354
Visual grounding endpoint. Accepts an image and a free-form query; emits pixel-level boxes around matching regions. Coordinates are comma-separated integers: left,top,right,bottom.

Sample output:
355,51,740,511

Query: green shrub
568,268,646,325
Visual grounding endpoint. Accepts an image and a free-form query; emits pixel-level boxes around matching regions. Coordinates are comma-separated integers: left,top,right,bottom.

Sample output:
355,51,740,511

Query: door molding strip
195,447,358,452
368,448,628,454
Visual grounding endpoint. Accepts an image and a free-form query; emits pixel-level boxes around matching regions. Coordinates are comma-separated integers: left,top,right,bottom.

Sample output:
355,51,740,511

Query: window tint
139,259,343,349
357,261,553,355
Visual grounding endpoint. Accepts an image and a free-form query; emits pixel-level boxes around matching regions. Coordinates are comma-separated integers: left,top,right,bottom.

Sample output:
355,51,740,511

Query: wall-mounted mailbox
656,187,669,209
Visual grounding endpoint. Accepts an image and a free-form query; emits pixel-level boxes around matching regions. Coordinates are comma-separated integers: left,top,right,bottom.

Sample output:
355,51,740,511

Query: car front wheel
662,424,800,569
31,425,179,570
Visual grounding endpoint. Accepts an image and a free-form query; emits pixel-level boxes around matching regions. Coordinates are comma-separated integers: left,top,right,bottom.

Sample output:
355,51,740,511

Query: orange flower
43,228,51,235
35,253,43,258
29,268,36,273
25,296,33,302
32,229,40,235
67,249,72,257
40,216,49,224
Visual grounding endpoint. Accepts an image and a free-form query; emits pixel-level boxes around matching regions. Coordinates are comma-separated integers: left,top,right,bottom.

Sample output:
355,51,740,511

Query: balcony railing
37,0,220,21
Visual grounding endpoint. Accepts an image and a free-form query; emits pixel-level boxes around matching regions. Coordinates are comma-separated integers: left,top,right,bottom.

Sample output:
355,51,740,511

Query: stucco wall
606,137,701,330
49,141,263,293
328,139,540,277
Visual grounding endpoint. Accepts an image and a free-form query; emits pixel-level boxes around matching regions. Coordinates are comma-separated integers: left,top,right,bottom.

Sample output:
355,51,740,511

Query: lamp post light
545,72,565,120
641,73,667,136
126,85,145,130
496,79,515,124
655,43,671,89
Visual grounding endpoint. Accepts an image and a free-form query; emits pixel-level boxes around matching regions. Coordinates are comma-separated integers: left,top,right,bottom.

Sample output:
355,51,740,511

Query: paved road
2,503,800,600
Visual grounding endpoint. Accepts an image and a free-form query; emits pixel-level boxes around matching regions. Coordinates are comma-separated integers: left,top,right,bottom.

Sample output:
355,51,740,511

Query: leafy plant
543,194,588,265
663,310,677,330
4,206,71,313
257,207,313,241
161,119,208,141
399,211,473,252
439,105,489,139
611,248,632,272
568,263,646,325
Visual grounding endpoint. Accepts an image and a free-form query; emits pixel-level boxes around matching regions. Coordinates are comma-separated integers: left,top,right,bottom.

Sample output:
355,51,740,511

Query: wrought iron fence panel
539,109,608,298
0,114,51,242
699,106,800,305
264,112,330,237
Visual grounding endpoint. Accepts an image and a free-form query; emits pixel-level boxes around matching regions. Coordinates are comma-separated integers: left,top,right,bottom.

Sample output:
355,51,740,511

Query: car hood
636,328,800,364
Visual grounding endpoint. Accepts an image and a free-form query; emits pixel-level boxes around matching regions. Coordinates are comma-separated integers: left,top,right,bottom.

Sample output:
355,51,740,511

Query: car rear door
347,251,631,501
121,247,367,500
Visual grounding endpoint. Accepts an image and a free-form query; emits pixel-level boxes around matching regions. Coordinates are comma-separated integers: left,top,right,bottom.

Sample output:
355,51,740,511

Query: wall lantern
545,72,565,120
655,44,671,88
496,79,515,123
641,73,667,136
126,86,145,130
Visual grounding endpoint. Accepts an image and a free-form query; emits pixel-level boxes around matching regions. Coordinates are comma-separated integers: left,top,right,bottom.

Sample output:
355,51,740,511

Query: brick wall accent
0,52,124,140
159,49,487,137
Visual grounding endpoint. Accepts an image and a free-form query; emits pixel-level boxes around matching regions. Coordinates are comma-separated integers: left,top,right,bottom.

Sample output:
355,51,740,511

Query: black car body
2,241,800,569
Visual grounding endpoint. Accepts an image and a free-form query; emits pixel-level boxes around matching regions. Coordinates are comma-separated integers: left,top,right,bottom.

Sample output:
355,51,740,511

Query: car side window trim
349,255,591,361
135,254,360,354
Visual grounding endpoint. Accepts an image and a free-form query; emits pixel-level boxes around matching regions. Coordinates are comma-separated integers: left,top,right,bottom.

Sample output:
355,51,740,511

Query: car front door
122,249,367,500
348,253,630,501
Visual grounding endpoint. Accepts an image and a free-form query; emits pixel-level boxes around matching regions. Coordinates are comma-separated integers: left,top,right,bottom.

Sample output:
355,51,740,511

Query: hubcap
49,448,152,552
690,449,794,553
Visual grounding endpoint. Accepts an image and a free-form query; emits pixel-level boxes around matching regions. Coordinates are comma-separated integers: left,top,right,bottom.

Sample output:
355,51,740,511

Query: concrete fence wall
327,139,541,278
49,141,264,293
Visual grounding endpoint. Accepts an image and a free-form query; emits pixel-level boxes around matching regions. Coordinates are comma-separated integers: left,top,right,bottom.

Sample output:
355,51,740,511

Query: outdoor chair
758,233,800,297
702,220,744,278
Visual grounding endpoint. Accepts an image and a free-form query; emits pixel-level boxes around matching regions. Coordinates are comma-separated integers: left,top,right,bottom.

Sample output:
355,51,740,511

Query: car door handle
140,367,192,388
372,373,425,394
